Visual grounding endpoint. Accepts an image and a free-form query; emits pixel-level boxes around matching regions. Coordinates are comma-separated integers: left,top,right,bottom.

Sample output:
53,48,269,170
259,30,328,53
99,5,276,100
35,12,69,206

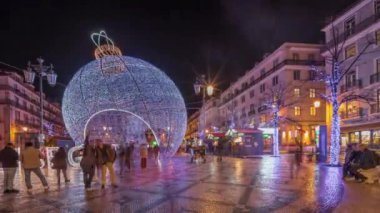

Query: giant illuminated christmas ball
62,31,187,157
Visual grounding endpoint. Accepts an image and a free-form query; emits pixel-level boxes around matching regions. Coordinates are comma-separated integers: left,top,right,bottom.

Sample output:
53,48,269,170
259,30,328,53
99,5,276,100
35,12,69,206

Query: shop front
341,124,380,149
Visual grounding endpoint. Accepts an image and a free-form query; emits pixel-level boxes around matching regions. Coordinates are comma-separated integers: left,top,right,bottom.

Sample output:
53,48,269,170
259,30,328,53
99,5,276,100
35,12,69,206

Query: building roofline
220,42,322,96
322,0,370,32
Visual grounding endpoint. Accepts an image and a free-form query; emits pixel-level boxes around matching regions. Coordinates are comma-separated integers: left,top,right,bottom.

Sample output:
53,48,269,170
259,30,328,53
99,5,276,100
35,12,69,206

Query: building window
233,100,238,107
250,75,255,84
375,0,380,17
294,106,301,116
309,88,316,98
377,89,380,109
250,104,255,111
293,70,301,80
344,17,355,37
345,44,356,59
260,69,265,77
272,76,278,86
377,58,380,73
15,111,20,120
308,54,315,61
260,84,266,93
292,53,300,60
362,131,371,144
373,130,380,144
249,89,255,98
241,95,245,103
345,71,356,86
310,106,316,116
376,30,380,45
294,88,300,97
260,115,266,123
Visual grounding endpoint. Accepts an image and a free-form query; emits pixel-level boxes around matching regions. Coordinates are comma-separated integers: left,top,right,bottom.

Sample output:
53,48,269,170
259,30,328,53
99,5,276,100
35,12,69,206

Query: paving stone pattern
0,155,379,213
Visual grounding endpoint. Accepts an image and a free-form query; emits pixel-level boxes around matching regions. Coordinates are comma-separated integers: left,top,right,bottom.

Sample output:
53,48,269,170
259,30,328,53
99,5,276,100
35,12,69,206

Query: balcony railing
0,99,63,126
0,85,60,116
221,59,324,106
340,79,362,93
370,72,380,84
325,13,380,49
340,108,364,119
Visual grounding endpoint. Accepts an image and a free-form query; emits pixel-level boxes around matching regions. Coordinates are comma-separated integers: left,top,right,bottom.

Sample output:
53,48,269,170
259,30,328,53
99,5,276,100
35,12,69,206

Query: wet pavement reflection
0,155,379,212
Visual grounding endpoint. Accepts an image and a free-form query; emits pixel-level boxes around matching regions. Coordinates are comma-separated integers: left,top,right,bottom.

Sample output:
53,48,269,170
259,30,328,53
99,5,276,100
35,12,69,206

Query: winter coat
360,149,377,170
80,146,96,172
96,146,116,165
348,151,362,164
21,147,42,169
0,147,19,168
52,149,67,169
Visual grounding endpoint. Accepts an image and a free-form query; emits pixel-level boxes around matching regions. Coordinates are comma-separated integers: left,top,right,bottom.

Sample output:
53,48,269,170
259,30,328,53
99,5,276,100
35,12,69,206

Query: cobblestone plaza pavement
0,155,379,213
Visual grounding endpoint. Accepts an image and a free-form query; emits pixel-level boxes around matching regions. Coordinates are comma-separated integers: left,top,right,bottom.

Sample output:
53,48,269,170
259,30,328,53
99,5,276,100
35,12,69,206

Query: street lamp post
193,75,214,142
23,57,57,146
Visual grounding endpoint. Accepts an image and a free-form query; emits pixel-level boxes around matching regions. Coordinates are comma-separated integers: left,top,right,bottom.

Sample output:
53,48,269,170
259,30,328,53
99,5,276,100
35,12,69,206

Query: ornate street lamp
23,57,58,145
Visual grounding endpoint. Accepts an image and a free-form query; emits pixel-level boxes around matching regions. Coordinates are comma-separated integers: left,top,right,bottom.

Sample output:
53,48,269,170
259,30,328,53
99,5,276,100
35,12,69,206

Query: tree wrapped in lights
313,25,374,165
62,31,187,157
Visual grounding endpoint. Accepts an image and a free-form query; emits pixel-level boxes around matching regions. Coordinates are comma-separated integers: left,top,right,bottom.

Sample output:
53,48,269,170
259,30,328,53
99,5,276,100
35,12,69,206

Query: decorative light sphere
62,56,187,157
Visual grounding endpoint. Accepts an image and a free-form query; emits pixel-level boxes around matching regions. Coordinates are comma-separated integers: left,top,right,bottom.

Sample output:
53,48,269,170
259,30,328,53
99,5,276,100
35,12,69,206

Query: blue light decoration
62,31,187,159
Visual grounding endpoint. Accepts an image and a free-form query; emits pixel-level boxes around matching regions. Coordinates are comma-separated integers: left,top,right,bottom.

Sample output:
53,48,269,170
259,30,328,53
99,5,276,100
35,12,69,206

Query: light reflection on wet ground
0,155,379,212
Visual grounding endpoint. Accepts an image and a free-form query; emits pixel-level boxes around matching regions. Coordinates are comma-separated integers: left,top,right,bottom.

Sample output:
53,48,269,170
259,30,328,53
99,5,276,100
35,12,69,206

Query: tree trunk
273,112,280,156
329,88,341,165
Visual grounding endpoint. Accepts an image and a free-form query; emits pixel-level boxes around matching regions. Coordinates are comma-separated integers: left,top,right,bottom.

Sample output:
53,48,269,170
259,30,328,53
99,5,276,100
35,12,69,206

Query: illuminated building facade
190,43,326,147
322,0,380,147
0,68,66,148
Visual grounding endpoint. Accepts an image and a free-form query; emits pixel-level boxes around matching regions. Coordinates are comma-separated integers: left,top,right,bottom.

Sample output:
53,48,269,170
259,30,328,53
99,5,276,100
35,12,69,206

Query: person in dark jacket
52,147,70,185
96,140,117,189
80,134,97,191
0,143,19,194
359,144,377,170
346,144,365,181
343,144,354,178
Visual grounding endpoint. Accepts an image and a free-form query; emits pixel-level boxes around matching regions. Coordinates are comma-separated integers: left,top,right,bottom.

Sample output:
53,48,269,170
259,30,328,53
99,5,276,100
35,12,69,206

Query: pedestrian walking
80,135,97,191
52,147,70,185
140,143,148,169
118,143,126,175
96,140,117,189
0,143,19,194
21,142,49,193
125,143,132,171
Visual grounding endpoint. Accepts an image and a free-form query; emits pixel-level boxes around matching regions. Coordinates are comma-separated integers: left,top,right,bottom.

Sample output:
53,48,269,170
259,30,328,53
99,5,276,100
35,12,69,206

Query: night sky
0,0,356,111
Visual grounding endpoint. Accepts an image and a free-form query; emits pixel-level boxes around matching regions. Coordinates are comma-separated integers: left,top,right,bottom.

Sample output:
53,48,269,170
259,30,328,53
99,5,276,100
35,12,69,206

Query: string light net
62,56,187,157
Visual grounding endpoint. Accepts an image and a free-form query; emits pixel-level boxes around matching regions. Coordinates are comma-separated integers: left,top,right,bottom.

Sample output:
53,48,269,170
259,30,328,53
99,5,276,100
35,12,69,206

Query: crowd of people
342,144,380,183
0,132,159,194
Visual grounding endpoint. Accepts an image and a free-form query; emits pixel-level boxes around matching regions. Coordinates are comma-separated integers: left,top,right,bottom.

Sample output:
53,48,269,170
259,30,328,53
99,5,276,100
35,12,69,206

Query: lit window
294,88,300,97
294,106,301,116
310,106,316,116
376,30,380,45
345,44,356,59
309,88,316,98
260,115,266,123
